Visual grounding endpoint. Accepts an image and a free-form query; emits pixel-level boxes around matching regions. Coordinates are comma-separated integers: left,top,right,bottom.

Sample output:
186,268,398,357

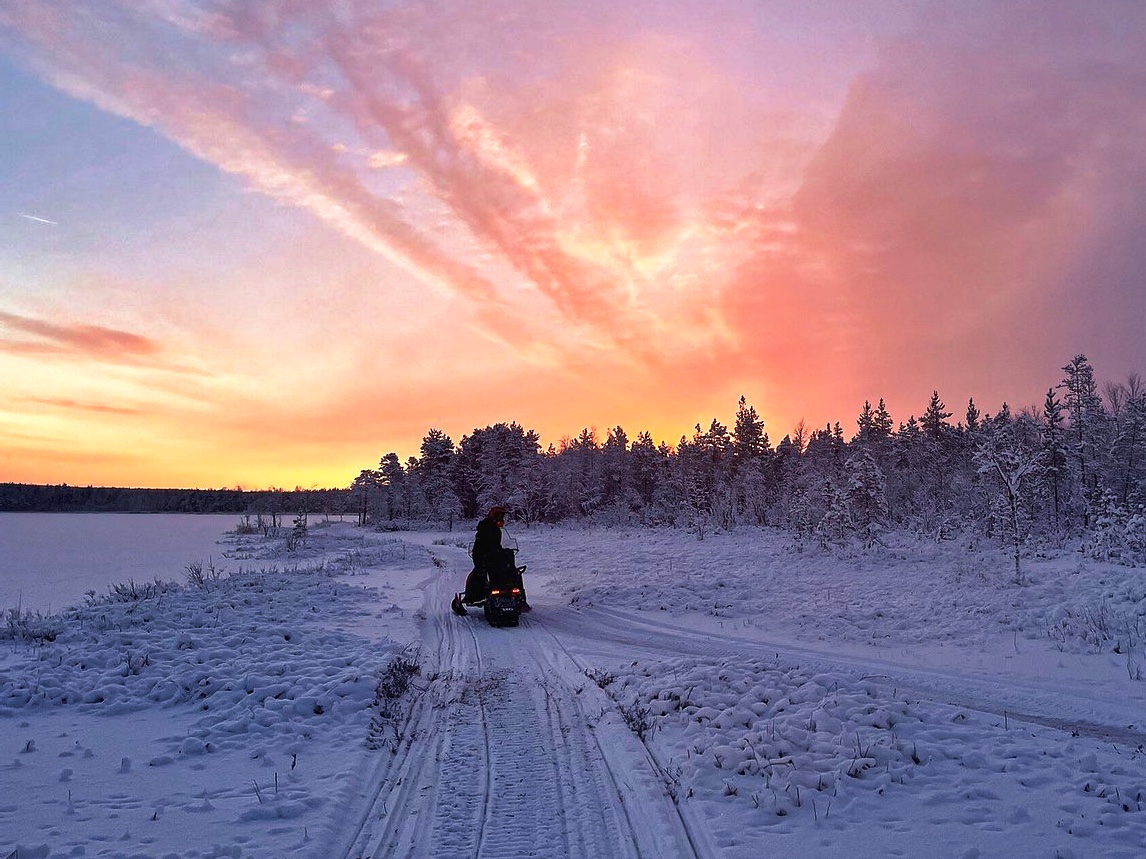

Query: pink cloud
21,397,142,416
1,1,818,361
4,0,1145,437
704,1,1146,420
0,310,160,361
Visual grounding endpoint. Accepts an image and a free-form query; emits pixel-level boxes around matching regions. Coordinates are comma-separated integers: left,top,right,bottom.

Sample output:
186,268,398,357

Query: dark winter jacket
471,515,503,572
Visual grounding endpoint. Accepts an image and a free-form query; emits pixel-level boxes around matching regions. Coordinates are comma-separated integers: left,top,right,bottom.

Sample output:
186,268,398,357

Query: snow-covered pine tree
965,398,981,433
378,452,406,523
453,422,543,519
873,398,894,438
1041,388,1069,532
1105,374,1146,508
628,431,669,520
601,426,634,516
414,429,460,527
816,477,851,549
854,400,876,444
922,390,953,440
844,448,889,548
732,396,770,466
974,411,1043,584
731,396,771,525
555,427,603,518
352,468,380,527
1059,354,1105,525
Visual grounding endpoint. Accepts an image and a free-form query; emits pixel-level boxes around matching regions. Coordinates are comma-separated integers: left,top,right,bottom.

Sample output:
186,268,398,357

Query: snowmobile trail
322,550,705,859
552,605,1146,748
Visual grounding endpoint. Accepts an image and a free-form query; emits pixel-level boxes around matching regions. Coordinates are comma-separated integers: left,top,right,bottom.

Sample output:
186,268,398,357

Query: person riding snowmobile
455,505,529,611
470,505,506,582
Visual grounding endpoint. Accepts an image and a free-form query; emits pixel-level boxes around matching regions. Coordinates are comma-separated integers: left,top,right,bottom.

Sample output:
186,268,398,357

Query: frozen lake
1,513,238,614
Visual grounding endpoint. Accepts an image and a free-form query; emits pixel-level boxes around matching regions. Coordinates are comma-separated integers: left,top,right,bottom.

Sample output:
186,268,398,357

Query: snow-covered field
3,520,1146,858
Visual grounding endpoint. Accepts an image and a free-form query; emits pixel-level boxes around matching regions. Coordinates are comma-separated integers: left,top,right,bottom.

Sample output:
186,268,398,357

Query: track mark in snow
427,670,497,857
326,552,704,859
559,605,1146,747
527,617,715,859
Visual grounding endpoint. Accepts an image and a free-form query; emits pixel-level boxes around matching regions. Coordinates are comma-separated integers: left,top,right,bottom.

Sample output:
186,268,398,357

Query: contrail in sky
17,213,59,225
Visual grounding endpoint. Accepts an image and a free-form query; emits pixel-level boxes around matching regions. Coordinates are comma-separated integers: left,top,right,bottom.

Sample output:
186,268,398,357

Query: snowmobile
451,547,529,627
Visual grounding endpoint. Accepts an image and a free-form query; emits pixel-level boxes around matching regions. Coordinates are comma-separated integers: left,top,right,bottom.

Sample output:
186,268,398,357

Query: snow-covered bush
2,608,60,644
1085,501,1146,567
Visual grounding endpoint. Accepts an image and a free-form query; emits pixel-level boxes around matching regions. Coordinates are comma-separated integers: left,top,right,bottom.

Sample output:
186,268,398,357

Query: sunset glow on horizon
2,1,1145,489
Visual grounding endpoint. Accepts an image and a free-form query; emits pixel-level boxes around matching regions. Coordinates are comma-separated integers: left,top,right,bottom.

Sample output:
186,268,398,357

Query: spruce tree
1106,374,1146,507
601,426,632,510
965,398,981,433
922,391,953,439
378,452,405,521
1041,388,1068,531
732,396,769,464
1059,354,1104,524
873,398,894,438
855,400,876,444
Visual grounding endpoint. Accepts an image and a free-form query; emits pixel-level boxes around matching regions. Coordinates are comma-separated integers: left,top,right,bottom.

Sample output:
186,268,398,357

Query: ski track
326,548,702,859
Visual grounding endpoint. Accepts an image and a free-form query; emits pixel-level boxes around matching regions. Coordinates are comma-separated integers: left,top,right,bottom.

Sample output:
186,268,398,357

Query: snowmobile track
525,616,716,859
321,553,705,859
555,605,1146,750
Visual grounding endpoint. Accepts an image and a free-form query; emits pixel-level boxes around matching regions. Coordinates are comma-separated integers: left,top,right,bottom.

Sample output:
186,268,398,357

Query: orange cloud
0,311,160,361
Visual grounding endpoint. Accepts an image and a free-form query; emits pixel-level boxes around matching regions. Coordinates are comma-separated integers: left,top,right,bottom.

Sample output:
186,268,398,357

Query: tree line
355,354,1146,571
0,484,355,518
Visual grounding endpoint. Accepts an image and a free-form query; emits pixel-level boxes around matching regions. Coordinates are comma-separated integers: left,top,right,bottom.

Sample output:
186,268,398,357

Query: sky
1,0,1145,490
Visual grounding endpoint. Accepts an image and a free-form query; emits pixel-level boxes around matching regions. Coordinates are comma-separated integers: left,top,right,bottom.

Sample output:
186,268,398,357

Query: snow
0,514,241,614
3,518,1146,858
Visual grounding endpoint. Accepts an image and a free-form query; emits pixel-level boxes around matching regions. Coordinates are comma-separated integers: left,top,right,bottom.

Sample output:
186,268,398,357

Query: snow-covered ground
3,520,1146,858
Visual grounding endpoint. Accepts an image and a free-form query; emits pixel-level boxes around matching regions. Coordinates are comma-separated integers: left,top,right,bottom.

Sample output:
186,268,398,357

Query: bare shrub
2,607,60,644
367,646,423,751
186,559,225,589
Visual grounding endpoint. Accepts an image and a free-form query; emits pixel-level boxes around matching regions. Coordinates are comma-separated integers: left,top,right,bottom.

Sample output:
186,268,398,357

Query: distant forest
0,483,353,517
5,353,1143,572
354,353,1145,572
